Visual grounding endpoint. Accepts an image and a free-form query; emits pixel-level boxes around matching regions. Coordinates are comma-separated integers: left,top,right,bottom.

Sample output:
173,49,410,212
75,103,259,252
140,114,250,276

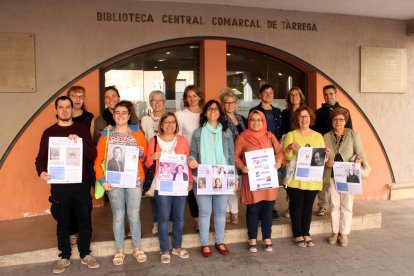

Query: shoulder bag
142,136,158,197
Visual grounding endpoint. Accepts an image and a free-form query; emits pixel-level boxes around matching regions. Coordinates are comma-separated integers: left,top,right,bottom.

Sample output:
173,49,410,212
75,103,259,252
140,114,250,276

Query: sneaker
316,207,327,216
283,208,290,218
81,255,100,269
52,259,70,274
152,222,158,235
272,210,280,221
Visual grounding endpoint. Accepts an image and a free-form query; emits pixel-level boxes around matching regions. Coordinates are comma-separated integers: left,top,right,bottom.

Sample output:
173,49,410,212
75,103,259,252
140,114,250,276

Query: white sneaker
52,259,70,274
81,255,100,269
152,222,158,235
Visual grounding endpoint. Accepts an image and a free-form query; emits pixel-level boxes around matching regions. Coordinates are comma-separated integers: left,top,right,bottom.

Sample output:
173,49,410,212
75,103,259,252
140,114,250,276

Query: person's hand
151,151,161,161
324,147,331,156
233,178,239,192
40,171,51,182
188,158,199,169
241,165,249,174
102,182,114,191
325,159,334,168
138,146,144,156
275,159,282,169
187,181,193,191
104,125,113,131
354,156,362,163
287,142,300,152
68,134,80,143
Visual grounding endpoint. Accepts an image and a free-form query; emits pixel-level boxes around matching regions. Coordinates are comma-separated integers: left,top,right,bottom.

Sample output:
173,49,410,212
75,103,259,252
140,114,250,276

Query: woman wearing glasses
219,88,246,225
282,106,330,248
146,112,193,263
188,100,238,257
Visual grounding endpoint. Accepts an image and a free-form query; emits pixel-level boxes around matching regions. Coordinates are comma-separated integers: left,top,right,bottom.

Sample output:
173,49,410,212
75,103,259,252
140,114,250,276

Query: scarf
226,113,246,138
200,122,226,165
241,110,272,149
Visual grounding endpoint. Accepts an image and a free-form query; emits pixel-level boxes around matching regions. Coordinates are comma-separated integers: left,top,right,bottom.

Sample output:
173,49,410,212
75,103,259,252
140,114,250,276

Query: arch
0,37,393,220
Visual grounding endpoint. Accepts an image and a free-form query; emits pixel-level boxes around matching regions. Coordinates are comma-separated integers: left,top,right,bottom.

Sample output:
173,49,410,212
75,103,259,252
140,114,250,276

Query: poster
196,164,236,195
244,148,279,191
333,162,362,195
158,153,189,196
294,147,326,182
47,137,83,184
106,144,138,188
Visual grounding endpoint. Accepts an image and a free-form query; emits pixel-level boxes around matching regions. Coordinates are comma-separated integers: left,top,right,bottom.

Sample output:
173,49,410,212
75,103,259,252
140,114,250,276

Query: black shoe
272,210,280,221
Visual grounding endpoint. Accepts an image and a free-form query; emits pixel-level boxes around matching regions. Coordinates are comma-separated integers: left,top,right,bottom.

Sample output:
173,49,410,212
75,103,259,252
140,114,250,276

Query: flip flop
172,248,190,259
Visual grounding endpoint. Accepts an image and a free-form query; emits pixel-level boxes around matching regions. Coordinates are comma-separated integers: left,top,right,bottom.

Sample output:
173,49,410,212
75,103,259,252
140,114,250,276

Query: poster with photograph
294,147,326,182
106,144,138,188
158,153,189,196
333,162,362,195
244,148,279,191
47,137,83,183
196,164,236,195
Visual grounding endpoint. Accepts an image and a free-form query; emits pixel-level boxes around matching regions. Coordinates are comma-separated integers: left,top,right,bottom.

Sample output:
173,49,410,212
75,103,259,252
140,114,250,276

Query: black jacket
314,102,352,135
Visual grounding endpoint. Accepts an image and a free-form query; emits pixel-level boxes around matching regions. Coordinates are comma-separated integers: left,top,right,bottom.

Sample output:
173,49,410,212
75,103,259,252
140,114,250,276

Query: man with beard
35,96,100,273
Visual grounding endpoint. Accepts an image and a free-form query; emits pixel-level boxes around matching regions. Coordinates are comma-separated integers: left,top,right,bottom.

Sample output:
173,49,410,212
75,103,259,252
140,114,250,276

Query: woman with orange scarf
235,110,284,253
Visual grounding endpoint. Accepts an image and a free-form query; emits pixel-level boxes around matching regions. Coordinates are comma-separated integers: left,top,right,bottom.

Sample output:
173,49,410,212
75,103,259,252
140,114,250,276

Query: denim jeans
246,200,274,240
194,185,228,246
151,197,158,222
107,186,142,250
154,190,186,252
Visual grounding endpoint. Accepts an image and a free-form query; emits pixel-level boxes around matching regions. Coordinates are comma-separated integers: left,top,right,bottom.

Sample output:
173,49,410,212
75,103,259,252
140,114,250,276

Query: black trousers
287,187,318,238
187,189,199,218
246,200,275,240
50,183,92,259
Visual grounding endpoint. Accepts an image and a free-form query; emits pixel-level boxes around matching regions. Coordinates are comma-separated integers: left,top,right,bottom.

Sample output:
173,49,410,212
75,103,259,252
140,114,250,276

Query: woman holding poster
282,106,330,248
235,110,284,253
188,99,237,257
323,107,369,247
146,112,193,264
94,101,148,266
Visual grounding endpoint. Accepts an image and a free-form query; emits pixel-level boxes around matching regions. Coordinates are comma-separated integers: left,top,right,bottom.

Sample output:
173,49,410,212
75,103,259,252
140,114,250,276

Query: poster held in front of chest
333,162,362,195
106,144,138,188
158,153,189,196
294,147,326,182
244,148,279,191
47,137,83,184
196,164,236,195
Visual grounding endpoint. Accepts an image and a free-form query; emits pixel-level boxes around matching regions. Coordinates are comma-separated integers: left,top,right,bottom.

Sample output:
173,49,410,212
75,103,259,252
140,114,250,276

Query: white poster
333,162,362,195
294,147,326,182
245,148,279,191
47,137,83,184
158,153,189,196
196,164,236,195
106,144,139,188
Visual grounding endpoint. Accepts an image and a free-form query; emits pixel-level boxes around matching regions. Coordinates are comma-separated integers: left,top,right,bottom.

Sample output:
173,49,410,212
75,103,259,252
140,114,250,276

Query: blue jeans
246,200,274,240
107,187,142,250
194,185,228,246
154,191,186,252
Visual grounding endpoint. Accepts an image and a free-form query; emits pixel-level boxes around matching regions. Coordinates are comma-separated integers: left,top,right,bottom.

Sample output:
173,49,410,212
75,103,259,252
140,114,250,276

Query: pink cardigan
145,135,192,182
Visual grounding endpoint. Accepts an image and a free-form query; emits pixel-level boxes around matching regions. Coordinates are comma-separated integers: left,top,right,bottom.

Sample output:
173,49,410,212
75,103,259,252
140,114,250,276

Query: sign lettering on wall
96,12,318,32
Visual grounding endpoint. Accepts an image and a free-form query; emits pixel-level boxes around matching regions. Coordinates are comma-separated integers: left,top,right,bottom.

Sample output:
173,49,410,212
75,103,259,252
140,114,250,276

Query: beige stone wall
0,0,413,182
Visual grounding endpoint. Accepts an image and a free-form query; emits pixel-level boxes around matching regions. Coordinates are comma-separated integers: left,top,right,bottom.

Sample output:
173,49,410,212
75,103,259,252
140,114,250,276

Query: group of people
35,83,369,273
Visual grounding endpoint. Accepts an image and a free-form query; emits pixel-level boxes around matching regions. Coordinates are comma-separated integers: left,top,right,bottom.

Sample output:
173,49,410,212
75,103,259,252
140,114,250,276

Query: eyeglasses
290,93,300,97
163,121,176,125
249,119,263,123
224,101,237,106
299,115,310,120
151,100,165,103
207,107,219,112
70,95,85,100
333,118,345,122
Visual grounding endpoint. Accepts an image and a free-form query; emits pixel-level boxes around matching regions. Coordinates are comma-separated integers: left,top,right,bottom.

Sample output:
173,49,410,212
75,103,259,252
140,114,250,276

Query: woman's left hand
187,181,193,191
274,159,282,169
233,178,239,192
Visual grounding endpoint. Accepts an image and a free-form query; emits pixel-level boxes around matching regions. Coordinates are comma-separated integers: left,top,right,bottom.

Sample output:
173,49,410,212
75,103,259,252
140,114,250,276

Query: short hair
259,84,274,94
285,87,305,108
149,90,165,102
113,146,122,154
104,85,120,97
67,86,87,110
330,107,349,123
219,87,236,104
55,96,73,109
175,164,184,172
158,112,179,135
323,84,337,93
183,85,204,108
114,100,137,124
292,105,316,129
199,99,228,131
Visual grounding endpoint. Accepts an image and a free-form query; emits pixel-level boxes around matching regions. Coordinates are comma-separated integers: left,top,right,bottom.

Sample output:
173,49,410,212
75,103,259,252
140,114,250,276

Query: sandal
112,252,125,266
172,248,190,259
294,238,307,248
231,213,239,224
264,243,273,252
304,238,315,247
248,241,257,253
160,252,171,264
133,250,147,263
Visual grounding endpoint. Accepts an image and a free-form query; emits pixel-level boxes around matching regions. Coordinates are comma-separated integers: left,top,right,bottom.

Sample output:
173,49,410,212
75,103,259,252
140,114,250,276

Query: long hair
199,99,228,131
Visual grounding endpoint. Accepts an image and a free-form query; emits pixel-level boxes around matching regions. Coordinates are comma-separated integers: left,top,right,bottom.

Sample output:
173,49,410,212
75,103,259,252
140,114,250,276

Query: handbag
94,131,110,199
142,136,158,196
283,154,297,187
